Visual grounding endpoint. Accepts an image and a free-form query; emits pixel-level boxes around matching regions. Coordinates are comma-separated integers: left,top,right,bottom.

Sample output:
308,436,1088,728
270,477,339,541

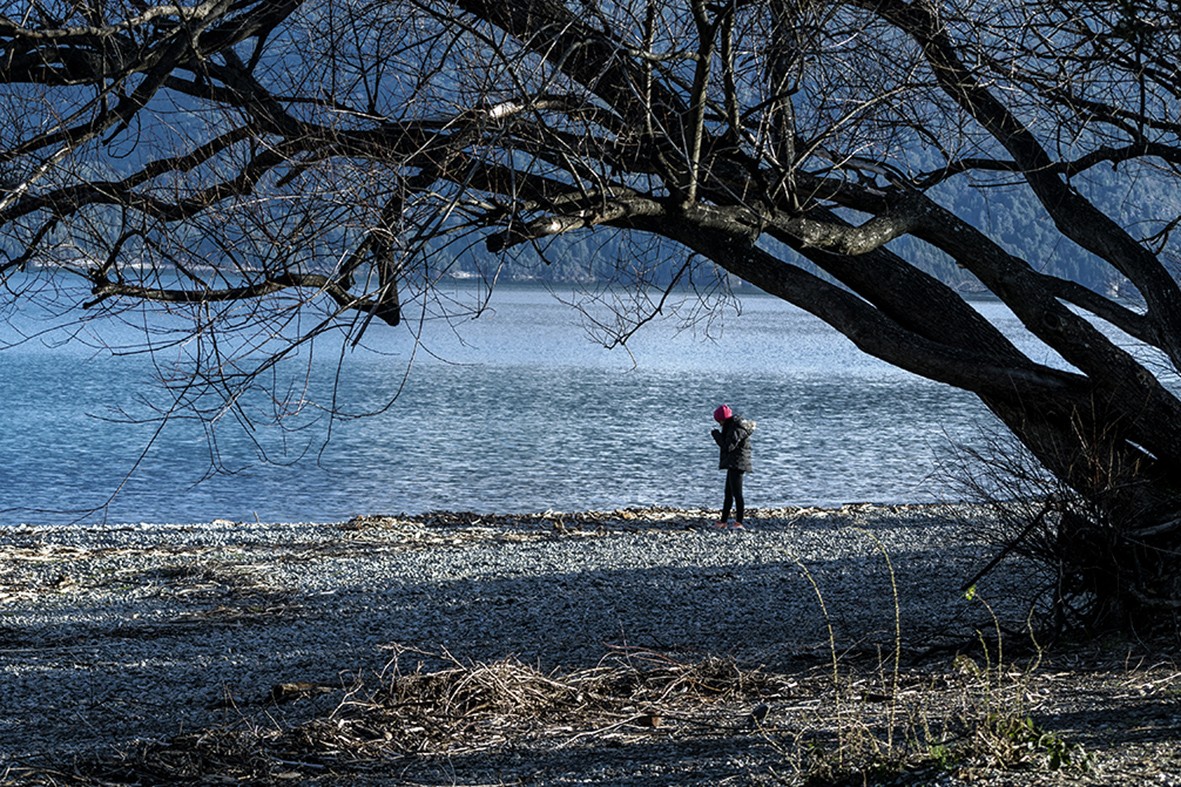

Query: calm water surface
0,284,1055,524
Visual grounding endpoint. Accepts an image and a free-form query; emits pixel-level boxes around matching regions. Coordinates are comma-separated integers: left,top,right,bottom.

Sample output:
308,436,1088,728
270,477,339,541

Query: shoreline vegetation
2,503,1178,785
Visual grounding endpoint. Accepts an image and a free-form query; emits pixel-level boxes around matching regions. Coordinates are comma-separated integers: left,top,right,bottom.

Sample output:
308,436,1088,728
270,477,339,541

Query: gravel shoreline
1,502,1046,773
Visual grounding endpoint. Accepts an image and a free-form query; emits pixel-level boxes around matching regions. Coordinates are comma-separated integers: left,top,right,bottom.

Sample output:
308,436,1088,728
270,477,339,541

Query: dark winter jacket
712,415,755,472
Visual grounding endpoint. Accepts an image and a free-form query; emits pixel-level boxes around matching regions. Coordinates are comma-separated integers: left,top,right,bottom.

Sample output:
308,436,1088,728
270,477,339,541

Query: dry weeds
6,639,1178,786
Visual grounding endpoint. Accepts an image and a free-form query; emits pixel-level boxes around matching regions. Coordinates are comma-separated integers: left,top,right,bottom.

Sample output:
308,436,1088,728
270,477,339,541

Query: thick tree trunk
983,391,1181,630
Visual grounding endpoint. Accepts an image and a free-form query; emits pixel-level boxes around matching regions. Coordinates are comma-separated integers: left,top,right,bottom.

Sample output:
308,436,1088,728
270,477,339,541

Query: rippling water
0,284,1055,524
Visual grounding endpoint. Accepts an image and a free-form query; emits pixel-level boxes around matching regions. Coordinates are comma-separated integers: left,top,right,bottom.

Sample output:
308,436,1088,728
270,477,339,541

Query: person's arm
724,421,751,452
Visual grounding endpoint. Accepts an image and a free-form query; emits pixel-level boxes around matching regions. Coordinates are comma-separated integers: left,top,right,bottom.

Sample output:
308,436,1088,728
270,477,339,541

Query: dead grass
7,641,1162,786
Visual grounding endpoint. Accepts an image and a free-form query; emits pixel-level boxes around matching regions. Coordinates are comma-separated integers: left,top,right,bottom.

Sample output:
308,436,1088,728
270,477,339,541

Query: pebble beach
0,503,1041,771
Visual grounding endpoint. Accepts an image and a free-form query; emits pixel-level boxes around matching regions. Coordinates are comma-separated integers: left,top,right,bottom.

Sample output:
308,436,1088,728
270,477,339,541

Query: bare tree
2,0,1180,628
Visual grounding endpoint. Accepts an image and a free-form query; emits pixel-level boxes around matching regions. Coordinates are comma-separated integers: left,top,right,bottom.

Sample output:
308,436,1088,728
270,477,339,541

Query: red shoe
713,520,728,529
730,521,746,530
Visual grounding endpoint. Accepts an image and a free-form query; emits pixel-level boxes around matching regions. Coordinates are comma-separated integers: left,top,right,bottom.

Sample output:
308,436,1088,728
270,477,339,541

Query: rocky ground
0,504,1178,785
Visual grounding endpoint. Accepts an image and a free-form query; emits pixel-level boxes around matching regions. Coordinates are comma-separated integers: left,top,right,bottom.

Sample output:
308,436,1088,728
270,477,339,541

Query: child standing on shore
711,404,755,530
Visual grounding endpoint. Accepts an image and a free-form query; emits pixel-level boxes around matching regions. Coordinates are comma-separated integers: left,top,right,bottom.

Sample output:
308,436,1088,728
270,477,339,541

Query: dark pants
722,468,745,523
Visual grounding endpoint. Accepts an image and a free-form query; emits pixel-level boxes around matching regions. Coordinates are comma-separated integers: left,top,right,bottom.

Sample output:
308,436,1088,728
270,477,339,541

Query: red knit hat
713,404,732,422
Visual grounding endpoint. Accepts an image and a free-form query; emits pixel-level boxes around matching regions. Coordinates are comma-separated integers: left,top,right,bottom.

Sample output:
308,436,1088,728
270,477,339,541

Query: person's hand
711,429,720,438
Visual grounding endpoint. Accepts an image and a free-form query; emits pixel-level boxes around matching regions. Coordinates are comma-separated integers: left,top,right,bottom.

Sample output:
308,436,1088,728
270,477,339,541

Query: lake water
0,283,1050,525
